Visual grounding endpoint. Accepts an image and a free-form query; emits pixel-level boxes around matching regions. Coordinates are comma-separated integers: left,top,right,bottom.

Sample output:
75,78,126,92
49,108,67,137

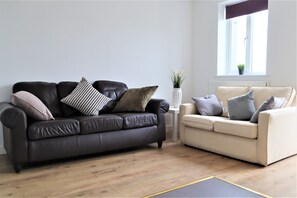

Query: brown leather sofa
0,80,169,172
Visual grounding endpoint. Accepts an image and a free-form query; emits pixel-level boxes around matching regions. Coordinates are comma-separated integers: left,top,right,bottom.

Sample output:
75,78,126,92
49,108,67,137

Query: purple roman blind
226,0,268,19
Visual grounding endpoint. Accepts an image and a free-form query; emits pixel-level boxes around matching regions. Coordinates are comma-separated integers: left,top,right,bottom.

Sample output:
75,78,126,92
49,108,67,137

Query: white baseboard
0,145,6,155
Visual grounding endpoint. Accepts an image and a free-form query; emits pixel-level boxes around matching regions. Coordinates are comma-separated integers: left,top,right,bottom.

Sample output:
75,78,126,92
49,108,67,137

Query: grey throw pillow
61,77,111,115
192,95,222,116
227,91,256,120
250,96,275,123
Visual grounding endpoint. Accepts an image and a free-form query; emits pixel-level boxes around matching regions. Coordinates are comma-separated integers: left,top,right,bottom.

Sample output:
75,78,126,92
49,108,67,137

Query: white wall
0,0,296,154
0,1,192,154
266,0,297,88
192,0,297,97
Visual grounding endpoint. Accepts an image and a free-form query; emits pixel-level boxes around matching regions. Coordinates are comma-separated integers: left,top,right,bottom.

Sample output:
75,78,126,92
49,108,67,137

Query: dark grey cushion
116,113,157,129
75,115,123,134
192,95,222,116
28,119,80,140
227,91,256,120
250,96,275,123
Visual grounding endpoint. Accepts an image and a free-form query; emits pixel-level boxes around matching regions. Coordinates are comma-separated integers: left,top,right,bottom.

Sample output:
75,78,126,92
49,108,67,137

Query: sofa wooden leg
13,164,22,173
157,141,163,148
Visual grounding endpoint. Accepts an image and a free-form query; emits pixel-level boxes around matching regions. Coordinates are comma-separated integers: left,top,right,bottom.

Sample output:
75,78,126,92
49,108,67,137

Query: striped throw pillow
61,77,111,115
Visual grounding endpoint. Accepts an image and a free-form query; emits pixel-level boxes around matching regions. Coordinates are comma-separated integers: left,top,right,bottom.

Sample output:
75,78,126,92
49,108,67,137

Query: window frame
217,0,268,76
225,14,255,75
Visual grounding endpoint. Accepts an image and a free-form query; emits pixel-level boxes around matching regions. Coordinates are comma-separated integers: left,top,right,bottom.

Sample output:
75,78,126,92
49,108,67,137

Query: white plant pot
172,88,182,108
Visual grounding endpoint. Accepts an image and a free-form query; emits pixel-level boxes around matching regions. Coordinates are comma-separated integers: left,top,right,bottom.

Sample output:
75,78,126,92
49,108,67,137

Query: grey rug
147,176,269,198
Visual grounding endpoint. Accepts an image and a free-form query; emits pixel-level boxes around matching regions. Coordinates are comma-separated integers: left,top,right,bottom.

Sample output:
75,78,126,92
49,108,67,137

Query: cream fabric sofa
180,86,297,166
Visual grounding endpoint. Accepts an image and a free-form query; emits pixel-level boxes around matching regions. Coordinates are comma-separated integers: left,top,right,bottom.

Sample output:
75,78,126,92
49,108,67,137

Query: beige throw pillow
11,91,55,120
113,86,158,112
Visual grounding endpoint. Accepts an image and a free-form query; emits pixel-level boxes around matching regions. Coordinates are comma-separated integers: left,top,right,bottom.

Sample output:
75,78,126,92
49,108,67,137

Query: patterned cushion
61,77,111,115
11,91,54,121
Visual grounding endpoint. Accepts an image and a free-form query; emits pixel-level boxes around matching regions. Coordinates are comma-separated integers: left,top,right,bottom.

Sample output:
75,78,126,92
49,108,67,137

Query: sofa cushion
74,115,123,134
13,81,62,117
93,80,129,114
214,120,258,139
116,113,157,129
182,115,228,131
57,81,83,117
11,91,55,121
93,80,128,101
274,97,285,109
192,95,222,116
28,119,80,140
216,86,250,117
61,77,111,115
113,86,158,112
227,91,256,120
251,87,296,109
250,96,275,123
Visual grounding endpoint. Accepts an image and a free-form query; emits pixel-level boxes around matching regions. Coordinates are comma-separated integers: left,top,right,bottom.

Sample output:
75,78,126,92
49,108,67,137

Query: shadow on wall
0,85,13,102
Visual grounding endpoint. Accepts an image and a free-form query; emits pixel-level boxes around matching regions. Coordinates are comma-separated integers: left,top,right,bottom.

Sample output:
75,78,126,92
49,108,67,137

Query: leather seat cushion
182,115,228,131
75,115,123,134
28,119,80,140
214,120,258,139
116,113,157,129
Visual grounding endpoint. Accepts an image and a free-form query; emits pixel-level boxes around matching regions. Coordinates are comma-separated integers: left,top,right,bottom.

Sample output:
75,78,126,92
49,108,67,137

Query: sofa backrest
93,80,128,114
251,87,296,109
93,80,128,100
13,80,129,118
13,82,63,117
57,81,83,117
216,86,296,115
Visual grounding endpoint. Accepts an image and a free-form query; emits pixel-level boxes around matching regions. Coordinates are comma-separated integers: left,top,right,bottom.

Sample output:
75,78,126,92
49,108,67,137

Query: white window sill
215,74,270,78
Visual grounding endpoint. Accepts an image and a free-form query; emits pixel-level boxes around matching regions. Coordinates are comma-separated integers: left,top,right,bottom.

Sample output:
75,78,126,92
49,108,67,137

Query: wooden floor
0,141,296,197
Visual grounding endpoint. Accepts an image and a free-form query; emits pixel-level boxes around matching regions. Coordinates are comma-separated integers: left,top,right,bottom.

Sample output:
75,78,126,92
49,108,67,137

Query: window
218,0,269,76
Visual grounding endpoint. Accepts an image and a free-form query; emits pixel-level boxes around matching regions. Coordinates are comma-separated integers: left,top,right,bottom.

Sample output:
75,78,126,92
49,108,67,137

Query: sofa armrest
257,107,297,165
146,99,169,142
179,103,197,117
146,99,169,115
179,103,198,143
0,102,29,166
0,103,27,129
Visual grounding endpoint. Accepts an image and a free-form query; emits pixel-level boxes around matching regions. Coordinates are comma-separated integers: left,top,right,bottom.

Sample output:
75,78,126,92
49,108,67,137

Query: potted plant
171,69,185,108
237,64,245,75
171,69,185,88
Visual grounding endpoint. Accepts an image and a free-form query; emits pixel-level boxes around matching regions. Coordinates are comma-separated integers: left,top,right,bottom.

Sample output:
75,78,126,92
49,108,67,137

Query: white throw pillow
11,91,54,120
61,77,111,115
274,97,285,109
